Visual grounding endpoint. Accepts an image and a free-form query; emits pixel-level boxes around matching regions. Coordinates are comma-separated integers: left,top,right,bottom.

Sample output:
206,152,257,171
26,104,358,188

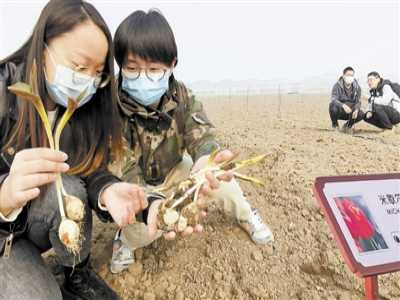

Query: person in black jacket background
329,66,363,133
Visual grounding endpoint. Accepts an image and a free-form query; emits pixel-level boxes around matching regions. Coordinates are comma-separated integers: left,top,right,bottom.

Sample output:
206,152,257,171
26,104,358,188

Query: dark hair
114,9,178,68
343,66,354,75
367,71,380,78
0,0,122,176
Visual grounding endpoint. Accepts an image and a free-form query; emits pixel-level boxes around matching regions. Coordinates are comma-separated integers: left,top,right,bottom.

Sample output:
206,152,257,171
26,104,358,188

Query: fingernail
61,152,68,160
61,163,70,172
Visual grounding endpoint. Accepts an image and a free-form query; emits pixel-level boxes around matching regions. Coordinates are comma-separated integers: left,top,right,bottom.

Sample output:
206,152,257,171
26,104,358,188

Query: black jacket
0,62,120,254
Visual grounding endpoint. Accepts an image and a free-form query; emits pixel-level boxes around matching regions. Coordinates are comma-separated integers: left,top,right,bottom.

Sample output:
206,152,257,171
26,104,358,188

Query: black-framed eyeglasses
122,68,171,82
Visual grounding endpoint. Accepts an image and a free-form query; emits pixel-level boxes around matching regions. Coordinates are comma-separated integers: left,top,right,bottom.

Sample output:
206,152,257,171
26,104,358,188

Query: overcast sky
0,0,399,85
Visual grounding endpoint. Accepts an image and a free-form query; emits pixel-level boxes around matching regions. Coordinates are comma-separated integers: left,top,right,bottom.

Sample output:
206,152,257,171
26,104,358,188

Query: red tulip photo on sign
334,196,388,253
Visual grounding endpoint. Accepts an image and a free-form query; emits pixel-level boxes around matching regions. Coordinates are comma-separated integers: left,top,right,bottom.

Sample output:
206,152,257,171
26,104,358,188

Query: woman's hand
0,148,70,216
100,182,148,227
145,149,236,240
192,149,235,197
147,200,205,240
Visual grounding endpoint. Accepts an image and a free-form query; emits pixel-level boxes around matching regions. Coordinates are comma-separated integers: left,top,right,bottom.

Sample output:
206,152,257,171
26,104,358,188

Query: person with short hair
108,9,274,274
364,72,400,132
329,66,363,133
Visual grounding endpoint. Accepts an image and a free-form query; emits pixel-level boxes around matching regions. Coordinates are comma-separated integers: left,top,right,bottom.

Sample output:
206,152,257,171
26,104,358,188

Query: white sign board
323,179,400,267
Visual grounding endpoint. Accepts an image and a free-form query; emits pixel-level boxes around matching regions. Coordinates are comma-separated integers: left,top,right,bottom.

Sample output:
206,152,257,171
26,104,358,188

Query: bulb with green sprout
8,61,87,254
152,149,274,232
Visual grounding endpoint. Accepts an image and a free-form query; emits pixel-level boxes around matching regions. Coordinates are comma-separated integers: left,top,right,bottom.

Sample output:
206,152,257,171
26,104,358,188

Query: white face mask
344,75,355,85
44,44,97,108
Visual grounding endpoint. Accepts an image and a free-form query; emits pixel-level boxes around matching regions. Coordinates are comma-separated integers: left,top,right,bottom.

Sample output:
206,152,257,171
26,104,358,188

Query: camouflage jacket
111,81,220,186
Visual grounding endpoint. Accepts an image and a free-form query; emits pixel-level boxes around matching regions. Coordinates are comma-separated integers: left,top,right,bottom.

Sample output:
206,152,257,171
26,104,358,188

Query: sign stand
364,276,378,300
313,173,400,300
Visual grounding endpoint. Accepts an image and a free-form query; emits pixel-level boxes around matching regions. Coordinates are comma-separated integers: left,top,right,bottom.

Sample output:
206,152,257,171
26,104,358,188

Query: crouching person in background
364,72,400,133
329,66,363,134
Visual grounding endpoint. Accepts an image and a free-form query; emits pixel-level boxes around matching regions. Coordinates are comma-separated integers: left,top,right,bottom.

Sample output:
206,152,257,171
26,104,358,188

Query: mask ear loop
44,44,58,68
44,43,58,83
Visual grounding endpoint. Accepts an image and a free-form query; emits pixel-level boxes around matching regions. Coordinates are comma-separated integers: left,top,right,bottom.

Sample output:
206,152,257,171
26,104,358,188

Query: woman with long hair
0,1,146,298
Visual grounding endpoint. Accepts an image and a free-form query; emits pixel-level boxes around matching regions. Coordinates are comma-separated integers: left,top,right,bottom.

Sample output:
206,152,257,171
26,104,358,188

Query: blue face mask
121,72,170,106
45,65,97,108
45,44,97,108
